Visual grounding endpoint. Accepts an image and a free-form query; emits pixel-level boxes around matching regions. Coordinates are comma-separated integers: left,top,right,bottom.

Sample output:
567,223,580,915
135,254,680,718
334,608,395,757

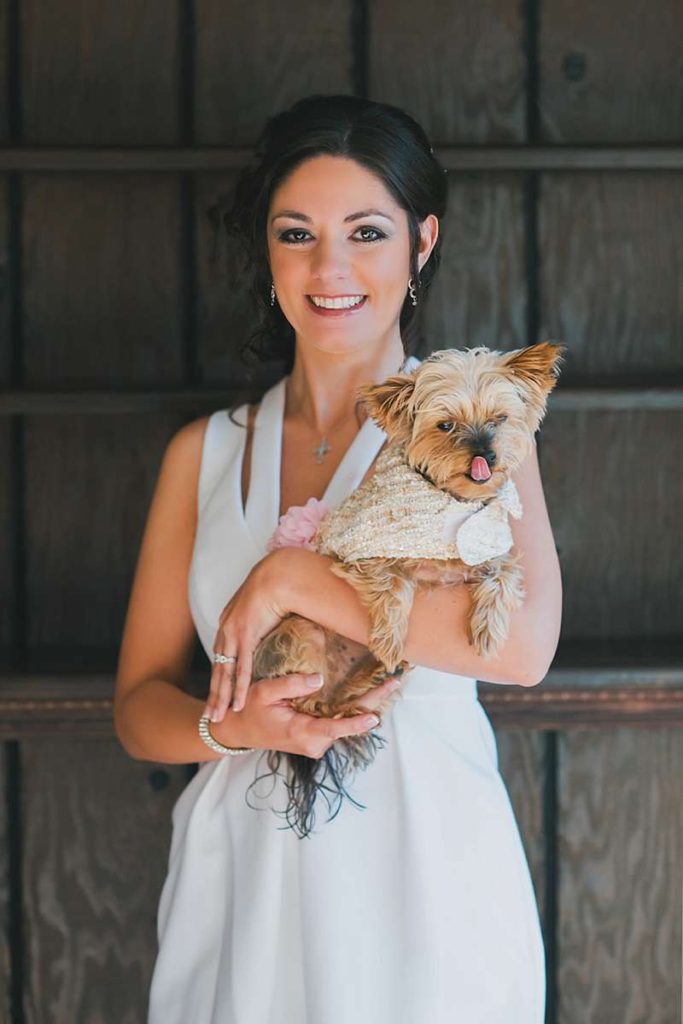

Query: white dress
147,356,547,1024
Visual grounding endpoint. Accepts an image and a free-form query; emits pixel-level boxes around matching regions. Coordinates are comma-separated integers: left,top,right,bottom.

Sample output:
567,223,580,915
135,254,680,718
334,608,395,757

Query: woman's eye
355,226,385,242
277,226,386,245
278,229,310,244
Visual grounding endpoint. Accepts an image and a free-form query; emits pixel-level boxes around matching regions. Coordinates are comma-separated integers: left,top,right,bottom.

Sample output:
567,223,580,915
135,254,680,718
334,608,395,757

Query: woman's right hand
212,672,400,759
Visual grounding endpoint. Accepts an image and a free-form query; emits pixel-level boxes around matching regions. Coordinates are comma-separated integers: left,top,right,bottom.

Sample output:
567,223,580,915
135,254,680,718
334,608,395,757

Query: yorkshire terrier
247,341,565,837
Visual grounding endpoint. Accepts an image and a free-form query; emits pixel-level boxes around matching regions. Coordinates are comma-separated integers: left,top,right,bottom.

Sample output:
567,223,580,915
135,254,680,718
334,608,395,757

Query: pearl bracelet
198,714,254,756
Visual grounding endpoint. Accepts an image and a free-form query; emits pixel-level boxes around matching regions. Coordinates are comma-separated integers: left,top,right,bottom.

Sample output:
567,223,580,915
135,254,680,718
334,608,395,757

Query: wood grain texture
370,0,526,143
20,738,190,1023
540,0,683,143
3,146,683,173
22,175,184,387
0,175,9,382
195,172,277,390
421,174,527,356
0,748,10,1023
0,422,12,651
24,414,185,652
557,729,683,1023
21,0,180,144
3,674,683,736
0,3,7,142
539,173,683,374
495,728,548,926
2,381,683,417
540,409,683,640
195,0,353,145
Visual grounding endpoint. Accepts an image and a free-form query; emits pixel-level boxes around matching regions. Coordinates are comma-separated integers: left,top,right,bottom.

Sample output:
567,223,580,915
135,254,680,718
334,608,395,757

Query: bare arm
274,440,562,686
114,418,396,763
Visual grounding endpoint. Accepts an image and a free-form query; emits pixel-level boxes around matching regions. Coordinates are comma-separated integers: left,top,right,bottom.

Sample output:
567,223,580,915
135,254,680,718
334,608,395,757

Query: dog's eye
437,421,456,432
488,415,508,427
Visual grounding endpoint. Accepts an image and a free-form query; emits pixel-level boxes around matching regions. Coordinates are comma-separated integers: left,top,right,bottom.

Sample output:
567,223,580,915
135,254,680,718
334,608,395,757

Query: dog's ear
358,372,416,443
502,341,566,426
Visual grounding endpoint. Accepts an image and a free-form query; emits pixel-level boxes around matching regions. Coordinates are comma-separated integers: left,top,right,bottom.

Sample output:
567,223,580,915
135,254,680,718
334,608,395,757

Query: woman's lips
306,295,368,317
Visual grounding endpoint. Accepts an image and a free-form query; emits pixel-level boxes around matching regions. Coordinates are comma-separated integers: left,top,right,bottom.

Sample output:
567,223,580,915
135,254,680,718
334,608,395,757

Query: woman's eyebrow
271,208,395,224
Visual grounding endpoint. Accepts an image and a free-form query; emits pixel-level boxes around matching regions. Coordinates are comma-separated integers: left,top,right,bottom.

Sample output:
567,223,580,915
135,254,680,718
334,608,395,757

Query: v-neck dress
146,357,546,1024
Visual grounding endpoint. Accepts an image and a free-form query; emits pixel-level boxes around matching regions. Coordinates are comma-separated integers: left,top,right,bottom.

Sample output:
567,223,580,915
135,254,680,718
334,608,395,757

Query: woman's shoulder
170,402,252,452
161,404,255,514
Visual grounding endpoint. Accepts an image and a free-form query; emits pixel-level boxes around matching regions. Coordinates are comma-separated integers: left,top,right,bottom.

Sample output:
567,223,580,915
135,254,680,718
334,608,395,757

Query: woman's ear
357,373,416,443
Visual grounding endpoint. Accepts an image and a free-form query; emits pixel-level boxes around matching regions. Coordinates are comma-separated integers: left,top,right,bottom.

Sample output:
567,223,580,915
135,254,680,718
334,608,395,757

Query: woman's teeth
308,295,366,309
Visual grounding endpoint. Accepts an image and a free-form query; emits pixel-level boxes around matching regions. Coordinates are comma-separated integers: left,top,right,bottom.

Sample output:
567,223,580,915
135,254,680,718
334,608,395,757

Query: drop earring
270,282,276,306
408,275,419,306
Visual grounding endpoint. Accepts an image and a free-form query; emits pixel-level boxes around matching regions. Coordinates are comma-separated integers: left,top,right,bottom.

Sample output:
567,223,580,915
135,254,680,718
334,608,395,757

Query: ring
213,653,238,665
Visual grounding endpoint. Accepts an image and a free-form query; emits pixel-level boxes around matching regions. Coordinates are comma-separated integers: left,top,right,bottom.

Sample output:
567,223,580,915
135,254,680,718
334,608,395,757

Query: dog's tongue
470,456,491,481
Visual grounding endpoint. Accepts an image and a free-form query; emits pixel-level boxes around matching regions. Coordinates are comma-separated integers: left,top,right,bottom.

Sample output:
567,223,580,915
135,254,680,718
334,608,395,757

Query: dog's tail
244,731,388,839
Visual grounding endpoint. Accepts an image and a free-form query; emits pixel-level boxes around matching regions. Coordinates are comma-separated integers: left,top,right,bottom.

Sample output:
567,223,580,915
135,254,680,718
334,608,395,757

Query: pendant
314,437,332,464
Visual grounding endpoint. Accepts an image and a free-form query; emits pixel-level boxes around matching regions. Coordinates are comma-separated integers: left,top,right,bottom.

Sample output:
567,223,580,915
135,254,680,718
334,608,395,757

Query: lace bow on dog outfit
314,444,523,566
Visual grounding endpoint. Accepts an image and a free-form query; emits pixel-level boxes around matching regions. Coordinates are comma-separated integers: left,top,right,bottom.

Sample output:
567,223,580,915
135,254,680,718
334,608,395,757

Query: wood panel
3,147,683,174
0,2,7,142
0,748,10,1023
20,738,190,1023
540,409,683,640
557,729,683,1023
370,0,526,144
422,174,527,355
21,0,180,144
22,175,184,387
0,176,9,382
539,173,683,374
540,0,683,143
496,729,548,926
0,422,12,653
195,172,278,389
3,669,683,736
195,0,353,145
24,414,184,654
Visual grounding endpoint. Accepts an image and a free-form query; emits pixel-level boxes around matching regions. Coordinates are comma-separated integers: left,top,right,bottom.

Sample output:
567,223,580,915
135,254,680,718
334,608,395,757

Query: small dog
248,341,565,837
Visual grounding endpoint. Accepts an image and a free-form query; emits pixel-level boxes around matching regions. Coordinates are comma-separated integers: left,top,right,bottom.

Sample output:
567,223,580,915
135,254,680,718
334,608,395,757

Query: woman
115,94,561,1023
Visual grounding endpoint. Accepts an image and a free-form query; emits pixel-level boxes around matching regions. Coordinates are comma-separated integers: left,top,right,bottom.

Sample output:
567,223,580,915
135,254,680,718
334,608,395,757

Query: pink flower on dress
266,496,332,552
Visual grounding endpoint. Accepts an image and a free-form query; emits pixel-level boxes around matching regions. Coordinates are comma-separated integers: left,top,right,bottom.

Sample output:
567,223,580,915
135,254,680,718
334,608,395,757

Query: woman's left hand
204,549,291,722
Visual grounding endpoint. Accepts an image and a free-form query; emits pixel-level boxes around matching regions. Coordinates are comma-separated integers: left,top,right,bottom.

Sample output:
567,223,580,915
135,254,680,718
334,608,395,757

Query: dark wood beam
1,667,681,738
1,381,682,416
1,145,683,172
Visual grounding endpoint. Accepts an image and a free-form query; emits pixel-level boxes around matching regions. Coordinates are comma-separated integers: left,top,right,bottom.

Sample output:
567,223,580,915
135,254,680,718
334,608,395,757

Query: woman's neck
285,338,408,435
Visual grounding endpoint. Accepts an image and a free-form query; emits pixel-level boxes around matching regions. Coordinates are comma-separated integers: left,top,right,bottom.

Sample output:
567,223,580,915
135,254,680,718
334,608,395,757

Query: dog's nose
474,449,496,466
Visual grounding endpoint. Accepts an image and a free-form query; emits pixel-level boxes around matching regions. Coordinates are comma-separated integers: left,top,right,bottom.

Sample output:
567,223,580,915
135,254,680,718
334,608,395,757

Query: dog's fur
247,341,565,837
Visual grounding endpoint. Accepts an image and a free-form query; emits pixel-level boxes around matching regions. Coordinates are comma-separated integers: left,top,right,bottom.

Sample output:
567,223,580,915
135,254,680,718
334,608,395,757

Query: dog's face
359,341,565,501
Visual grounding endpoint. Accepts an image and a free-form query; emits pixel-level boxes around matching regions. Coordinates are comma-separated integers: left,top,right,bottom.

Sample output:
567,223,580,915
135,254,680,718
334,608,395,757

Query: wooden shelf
1,378,682,416
1,637,682,737
2,145,683,173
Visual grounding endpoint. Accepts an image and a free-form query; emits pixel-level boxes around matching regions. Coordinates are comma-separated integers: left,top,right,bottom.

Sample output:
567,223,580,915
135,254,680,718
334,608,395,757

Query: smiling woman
126,94,550,1024
262,152,439,371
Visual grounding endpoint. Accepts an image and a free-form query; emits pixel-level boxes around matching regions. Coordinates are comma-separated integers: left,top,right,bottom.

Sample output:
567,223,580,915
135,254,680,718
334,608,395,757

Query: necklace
312,406,362,464
294,355,410,464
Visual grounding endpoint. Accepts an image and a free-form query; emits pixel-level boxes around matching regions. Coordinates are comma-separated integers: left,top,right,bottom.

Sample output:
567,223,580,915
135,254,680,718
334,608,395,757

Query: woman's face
266,154,438,357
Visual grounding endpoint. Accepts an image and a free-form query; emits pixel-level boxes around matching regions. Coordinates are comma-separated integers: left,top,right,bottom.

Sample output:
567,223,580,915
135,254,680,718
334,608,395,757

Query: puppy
249,341,565,837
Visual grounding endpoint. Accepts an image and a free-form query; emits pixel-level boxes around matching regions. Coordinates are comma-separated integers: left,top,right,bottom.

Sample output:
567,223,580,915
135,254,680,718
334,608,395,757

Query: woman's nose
309,239,352,278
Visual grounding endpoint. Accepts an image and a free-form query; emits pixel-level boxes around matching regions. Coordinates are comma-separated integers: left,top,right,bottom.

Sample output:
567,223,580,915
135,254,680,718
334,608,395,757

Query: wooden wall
1,1,681,1022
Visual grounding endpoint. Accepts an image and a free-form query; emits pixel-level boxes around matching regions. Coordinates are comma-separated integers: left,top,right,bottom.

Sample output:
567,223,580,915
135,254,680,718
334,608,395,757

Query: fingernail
210,709,222,722
307,673,324,688
388,680,401,691
366,715,380,727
